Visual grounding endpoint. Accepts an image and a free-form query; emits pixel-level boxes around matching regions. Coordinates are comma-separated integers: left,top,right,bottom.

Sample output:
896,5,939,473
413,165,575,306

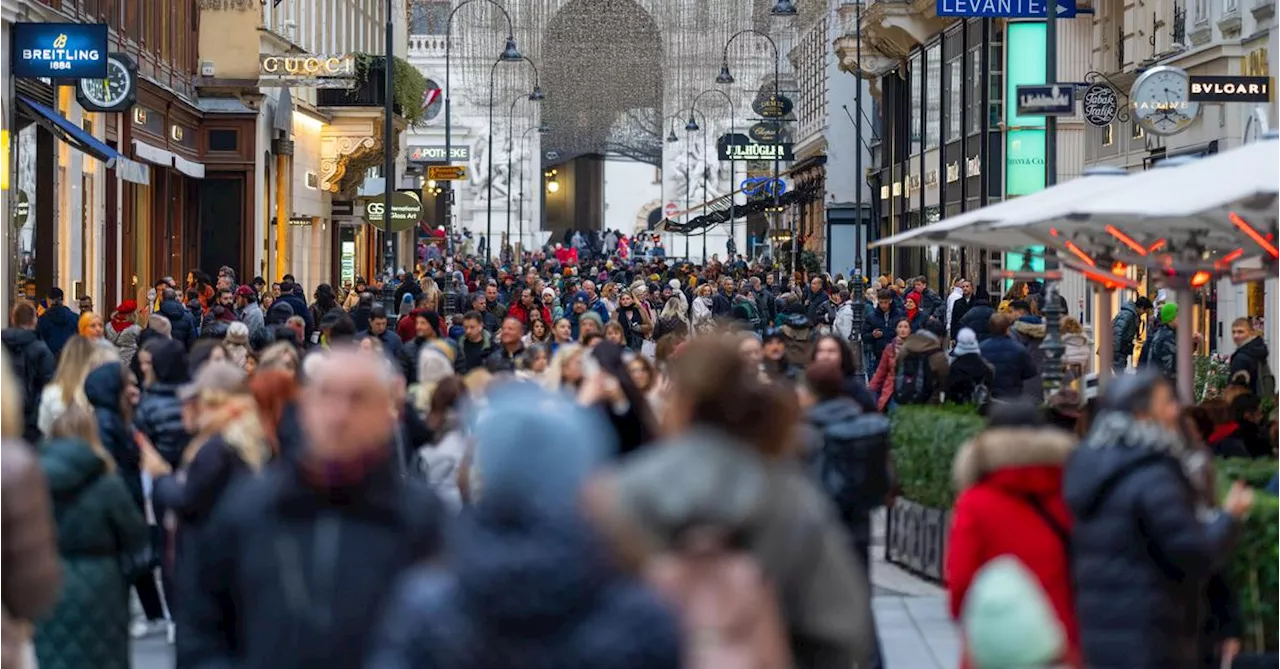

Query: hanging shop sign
427,165,468,181
259,54,356,86
1015,84,1076,116
289,216,315,227
740,176,786,197
12,23,108,78
717,133,794,161
1188,75,1272,103
361,191,424,233
752,93,794,119
12,191,30,228
1082,83,1119,127
748,121,782,143
408,145,470,162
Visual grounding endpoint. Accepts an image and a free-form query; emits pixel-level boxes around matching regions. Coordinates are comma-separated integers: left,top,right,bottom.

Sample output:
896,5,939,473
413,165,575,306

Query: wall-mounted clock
76,53,137,113
1130,65,1201,137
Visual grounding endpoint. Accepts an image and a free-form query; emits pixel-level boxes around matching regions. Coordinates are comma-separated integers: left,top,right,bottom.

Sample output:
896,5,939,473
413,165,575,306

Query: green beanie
1159,302,1179,324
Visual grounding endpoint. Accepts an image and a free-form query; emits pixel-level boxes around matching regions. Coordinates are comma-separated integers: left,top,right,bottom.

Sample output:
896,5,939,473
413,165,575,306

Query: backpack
814,411,892,513
739,300,762,332
893,351,935,405
645,528,791,669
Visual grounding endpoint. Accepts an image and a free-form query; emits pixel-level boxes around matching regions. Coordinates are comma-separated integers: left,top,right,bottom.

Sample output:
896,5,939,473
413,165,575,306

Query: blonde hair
258,341,300,373
1061,316,1084,335
1,350,22,439
463,368,493,397
49,406,115,472
183,392,269,472
50,336,114,406
542,344,584,390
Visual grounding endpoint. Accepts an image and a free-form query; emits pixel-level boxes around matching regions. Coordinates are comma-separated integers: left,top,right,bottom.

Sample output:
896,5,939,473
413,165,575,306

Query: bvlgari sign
259,54,355,86
1188,75,1271,103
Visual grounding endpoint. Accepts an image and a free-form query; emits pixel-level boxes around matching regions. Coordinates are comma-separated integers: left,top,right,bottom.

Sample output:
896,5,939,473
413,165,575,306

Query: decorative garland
351,54,430,127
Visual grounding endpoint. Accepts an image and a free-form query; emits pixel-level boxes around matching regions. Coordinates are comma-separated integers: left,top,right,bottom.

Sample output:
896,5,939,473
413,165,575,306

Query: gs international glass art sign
11,23,108,78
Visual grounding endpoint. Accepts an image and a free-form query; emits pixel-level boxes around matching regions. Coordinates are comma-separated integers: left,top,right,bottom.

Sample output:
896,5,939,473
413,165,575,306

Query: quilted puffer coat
33,439,148,669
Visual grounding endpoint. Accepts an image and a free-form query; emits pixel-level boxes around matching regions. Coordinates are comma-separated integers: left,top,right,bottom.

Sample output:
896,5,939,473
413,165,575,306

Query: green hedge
889,404,984,508
890,406,1278,652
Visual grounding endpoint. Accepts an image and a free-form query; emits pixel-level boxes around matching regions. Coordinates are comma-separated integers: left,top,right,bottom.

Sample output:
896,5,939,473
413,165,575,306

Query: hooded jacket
1145,323,1177,381
84,362,143,507
946,353,994,406
1,328,55,441
1011,316,1047,401
159,298,198,350
1063,412,1238,669
978,334,1035,400
134,339,192,467
1227,335,1271,396
35,304,79,358
1112,302,1142,363
803,398,892,547
779,314,814,370
946,427,1079,669
610,427,875,669
959,299,995,342
895,331,950,405
35,438,148,669
366,504,681,669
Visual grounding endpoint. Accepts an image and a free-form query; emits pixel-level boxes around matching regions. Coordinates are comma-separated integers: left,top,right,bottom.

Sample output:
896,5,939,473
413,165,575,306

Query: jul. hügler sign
1188,76,1272,103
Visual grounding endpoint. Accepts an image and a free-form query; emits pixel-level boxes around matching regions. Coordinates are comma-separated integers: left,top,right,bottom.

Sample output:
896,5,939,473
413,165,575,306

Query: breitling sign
259,54,355,86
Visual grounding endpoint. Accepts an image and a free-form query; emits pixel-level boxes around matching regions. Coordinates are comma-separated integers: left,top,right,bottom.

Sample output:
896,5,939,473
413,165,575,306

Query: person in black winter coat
1145,303,1179,382
862,288,903,368
805,276,831,326
176,351,444,669
252,301,296,351
158,290,198,350
36,287,81,359
134,339,192,467
368,381,678,669
1063,372,1253,669
356,305,405,367
946,328,994,405
958,289,995,342
1227,318,1271,396
1112,297,1154,372
978,313,1036,400
84,362,143,508
350,292,375,334
3,301,56,442
400,311,443,383
275,280,313,335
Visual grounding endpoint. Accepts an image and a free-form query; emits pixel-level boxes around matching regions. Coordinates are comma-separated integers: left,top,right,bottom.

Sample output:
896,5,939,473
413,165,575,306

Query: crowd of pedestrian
1,244,1275,669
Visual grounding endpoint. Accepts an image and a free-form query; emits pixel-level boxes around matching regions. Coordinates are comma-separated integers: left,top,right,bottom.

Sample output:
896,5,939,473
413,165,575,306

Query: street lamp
487,55,539,262
681,107,707,260
691,88,736,262
718,28,785,269
518,124,549,247
506,85,544,258
444,0,519,258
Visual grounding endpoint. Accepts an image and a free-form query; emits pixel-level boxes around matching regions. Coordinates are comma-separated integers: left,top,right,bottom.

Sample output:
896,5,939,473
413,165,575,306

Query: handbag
113,500,157,583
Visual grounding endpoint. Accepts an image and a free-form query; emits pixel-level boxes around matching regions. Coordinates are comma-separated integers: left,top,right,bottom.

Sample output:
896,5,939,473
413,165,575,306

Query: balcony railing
1117,26,1125,70
1172,3,1187,44
408,34,447,58
316,58,400,113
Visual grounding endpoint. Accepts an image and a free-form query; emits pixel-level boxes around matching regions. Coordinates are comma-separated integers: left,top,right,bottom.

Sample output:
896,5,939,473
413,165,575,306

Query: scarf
110,315,133,333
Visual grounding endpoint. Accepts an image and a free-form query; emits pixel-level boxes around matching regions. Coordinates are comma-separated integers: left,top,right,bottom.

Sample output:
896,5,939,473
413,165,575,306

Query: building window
1132,120,1144,139
925,43,941,149
910,52,922,155
987,34,1004,131
967,45,982,135
946,56,962,143
1101,123,1114,146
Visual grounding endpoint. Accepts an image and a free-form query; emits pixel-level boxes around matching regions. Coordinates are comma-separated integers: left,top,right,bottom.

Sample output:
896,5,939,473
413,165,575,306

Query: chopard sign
1188,76,1272,103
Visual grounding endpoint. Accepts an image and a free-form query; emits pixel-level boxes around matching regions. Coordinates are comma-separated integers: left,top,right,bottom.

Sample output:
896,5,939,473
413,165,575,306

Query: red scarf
110,315,133,333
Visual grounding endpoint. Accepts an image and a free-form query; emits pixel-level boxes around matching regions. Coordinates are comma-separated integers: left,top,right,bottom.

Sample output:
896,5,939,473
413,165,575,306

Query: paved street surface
130,511,960,669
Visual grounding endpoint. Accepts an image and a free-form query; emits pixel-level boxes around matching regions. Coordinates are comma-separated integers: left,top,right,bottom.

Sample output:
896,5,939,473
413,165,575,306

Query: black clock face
78,56,134,111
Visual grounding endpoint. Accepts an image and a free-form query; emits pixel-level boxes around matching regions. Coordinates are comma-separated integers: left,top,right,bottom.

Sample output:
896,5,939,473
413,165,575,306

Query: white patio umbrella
1015,136,1279,251
870,167,1129,250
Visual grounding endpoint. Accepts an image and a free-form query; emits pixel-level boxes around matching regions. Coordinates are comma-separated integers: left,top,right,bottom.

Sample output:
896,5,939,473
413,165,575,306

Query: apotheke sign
1188,75,1272,102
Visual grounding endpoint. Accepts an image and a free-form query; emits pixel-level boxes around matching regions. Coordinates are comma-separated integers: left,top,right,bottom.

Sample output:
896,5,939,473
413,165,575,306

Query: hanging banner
1082,83,1119,127
12,23,108,78
752,93,794,119
361,192,424,233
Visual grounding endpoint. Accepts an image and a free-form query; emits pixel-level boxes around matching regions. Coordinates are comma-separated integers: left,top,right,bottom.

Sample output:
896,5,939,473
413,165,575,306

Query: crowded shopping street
2,1,1279,668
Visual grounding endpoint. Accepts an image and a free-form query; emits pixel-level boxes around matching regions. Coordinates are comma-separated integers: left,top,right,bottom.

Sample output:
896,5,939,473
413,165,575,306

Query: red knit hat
116,299,138,315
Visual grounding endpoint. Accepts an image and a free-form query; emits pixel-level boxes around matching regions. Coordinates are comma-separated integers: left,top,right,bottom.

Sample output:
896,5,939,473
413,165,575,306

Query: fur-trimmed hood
953,427,1078,491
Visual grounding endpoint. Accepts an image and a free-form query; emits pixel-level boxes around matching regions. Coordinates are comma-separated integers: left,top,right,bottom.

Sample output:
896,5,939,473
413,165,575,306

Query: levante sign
11,23,108,78
1188,75,1271,102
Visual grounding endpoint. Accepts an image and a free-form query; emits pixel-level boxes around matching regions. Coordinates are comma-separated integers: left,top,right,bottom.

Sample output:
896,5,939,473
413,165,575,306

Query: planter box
885,498,951,584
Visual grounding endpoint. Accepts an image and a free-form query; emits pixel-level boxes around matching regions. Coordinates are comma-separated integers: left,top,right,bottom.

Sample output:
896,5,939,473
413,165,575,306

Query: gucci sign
259,54,355,85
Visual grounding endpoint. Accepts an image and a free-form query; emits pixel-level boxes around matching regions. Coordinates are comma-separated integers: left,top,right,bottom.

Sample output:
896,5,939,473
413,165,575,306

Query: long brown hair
665,336,799,456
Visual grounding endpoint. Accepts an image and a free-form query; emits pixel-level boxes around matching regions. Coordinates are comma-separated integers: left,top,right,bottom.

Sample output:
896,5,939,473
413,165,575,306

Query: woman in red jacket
867,318,910,411
946,405,1081,669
